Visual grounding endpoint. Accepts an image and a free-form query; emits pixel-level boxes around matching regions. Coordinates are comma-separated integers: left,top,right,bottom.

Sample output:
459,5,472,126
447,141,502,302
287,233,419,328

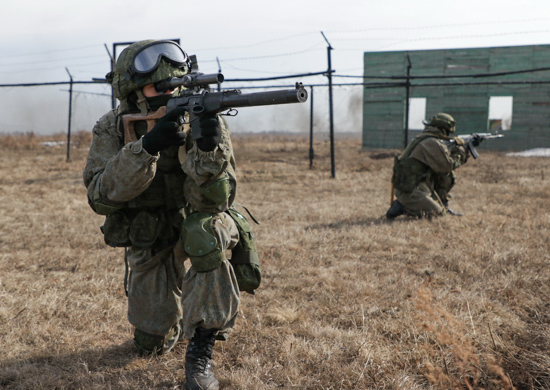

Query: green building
362,45,550,151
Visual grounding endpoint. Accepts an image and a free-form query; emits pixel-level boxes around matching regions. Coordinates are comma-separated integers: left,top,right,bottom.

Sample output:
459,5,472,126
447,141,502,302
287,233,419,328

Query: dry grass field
0,131,549,390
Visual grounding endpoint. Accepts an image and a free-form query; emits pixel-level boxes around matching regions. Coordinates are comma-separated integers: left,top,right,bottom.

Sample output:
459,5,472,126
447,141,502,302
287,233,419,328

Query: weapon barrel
214,85,308,109
166,83,309,118
458,133,503,139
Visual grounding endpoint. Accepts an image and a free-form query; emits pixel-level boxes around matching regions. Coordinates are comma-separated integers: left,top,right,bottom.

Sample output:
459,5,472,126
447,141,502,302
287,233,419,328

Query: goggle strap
132,41,187,74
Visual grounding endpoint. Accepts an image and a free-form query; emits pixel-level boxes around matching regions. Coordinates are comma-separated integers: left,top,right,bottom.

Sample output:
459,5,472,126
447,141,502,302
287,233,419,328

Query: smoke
1,83,365,136
0,84,111,135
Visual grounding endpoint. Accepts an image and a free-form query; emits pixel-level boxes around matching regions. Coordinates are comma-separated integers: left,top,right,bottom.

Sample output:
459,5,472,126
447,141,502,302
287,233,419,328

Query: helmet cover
106,40,189,102
424,113,456,134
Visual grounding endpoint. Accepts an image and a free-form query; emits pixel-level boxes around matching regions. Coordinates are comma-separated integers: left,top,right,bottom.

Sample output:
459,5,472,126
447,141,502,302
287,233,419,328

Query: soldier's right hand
141,107,187,155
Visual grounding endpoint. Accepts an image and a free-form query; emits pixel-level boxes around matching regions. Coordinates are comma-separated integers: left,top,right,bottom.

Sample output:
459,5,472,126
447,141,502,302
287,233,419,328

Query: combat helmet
106,40,190,112
423,113,456,134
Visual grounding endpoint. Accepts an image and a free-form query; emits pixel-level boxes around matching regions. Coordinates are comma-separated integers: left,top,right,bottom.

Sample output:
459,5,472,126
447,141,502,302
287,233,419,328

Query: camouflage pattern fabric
127,211,239,344
433,171,456,205
83,108,242,349
395,126,468,217
181,117,237,213
181,260,240,341
126,245,185,338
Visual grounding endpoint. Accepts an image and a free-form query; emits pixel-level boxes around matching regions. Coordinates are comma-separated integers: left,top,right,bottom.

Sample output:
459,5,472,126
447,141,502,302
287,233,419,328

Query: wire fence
2,63,550,173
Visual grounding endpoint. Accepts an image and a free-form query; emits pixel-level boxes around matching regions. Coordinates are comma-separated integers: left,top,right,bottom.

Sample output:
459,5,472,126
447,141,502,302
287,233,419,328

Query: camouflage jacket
83,108,237,218
407,126,468,174
392,126,468,195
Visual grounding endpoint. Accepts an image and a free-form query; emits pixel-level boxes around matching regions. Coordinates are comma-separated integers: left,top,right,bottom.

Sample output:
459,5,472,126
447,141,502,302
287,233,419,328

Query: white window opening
408,97,427,130
488,96,513,131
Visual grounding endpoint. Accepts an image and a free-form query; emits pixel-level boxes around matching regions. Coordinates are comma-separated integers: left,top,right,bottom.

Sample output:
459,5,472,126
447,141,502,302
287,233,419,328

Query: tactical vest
101,118,187,248
391,134,438,193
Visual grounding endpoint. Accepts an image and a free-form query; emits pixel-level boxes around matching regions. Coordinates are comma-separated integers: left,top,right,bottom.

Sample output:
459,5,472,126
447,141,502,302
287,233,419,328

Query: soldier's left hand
192,114,221,152
472,135,483,147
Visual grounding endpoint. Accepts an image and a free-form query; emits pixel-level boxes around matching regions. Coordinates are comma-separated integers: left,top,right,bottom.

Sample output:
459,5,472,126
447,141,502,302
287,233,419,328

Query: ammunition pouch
101,208,181,248
181,213,225,272
101,211,131,247
433,171,456,203
92,200,124,216
227,208,261,294
392,155,429,193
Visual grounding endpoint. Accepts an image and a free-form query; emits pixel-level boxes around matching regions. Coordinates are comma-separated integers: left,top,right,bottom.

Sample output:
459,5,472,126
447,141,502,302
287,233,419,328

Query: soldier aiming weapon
86,40,309,390
123,54,308,143
387,113,504,220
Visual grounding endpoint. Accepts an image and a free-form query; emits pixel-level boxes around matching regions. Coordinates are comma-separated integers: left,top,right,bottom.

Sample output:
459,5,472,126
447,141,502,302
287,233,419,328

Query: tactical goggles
131,40,188,74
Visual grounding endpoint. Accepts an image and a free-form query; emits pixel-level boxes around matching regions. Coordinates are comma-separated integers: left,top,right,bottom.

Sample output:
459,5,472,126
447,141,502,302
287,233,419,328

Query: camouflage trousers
126,212,240,354
395,182,445,218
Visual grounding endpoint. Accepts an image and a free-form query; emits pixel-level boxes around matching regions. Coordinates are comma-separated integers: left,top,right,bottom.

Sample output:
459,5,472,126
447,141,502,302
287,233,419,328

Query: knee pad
181,213,225,272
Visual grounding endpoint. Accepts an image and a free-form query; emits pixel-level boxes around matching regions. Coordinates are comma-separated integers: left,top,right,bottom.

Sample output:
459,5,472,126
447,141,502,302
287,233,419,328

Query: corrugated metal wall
362,45,550,151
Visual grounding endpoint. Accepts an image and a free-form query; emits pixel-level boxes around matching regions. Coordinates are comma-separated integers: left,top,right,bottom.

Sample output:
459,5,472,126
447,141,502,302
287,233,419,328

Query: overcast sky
2,0,550,134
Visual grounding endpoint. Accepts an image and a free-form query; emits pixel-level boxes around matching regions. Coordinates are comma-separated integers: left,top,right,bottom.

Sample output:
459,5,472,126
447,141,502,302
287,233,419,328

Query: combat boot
184,328,219,390
386,200,406,219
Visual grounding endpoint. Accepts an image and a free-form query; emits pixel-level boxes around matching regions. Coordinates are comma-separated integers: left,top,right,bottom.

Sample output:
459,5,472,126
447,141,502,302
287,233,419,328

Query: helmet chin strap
134,89,150,115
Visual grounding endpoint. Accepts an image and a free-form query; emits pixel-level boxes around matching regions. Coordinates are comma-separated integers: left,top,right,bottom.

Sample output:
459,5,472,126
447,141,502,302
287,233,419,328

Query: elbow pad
202,175,231,207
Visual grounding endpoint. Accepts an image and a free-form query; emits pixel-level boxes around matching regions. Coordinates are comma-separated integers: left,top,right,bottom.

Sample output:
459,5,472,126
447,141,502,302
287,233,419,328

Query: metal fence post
65,67,73,162
309,86,314,168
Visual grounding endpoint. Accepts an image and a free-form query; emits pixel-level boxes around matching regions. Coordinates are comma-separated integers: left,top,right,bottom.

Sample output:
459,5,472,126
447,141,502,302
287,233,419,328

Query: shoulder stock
121,106,167,144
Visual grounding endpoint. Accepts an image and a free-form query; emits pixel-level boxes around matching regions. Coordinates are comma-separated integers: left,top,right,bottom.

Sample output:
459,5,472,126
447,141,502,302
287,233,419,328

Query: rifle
122,55,308,143
165,82,308,141
456,133,504,159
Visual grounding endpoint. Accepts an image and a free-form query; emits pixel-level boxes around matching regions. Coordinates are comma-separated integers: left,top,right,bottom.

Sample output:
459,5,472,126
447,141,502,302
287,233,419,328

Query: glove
471,135,483,147
452,137,465,146
191,114,222,152
141,107,186,155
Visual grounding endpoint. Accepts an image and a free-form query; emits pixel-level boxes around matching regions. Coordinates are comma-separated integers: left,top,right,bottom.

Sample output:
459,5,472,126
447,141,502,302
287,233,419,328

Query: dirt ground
0,131,549,389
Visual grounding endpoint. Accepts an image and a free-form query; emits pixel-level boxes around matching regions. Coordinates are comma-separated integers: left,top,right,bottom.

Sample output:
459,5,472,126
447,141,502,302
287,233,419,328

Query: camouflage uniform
82,44,260,373
83,108,246,350
388,121,469,218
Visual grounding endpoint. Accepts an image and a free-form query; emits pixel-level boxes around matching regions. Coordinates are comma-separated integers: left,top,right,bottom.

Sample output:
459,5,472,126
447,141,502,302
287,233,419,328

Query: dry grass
0,131,549,389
